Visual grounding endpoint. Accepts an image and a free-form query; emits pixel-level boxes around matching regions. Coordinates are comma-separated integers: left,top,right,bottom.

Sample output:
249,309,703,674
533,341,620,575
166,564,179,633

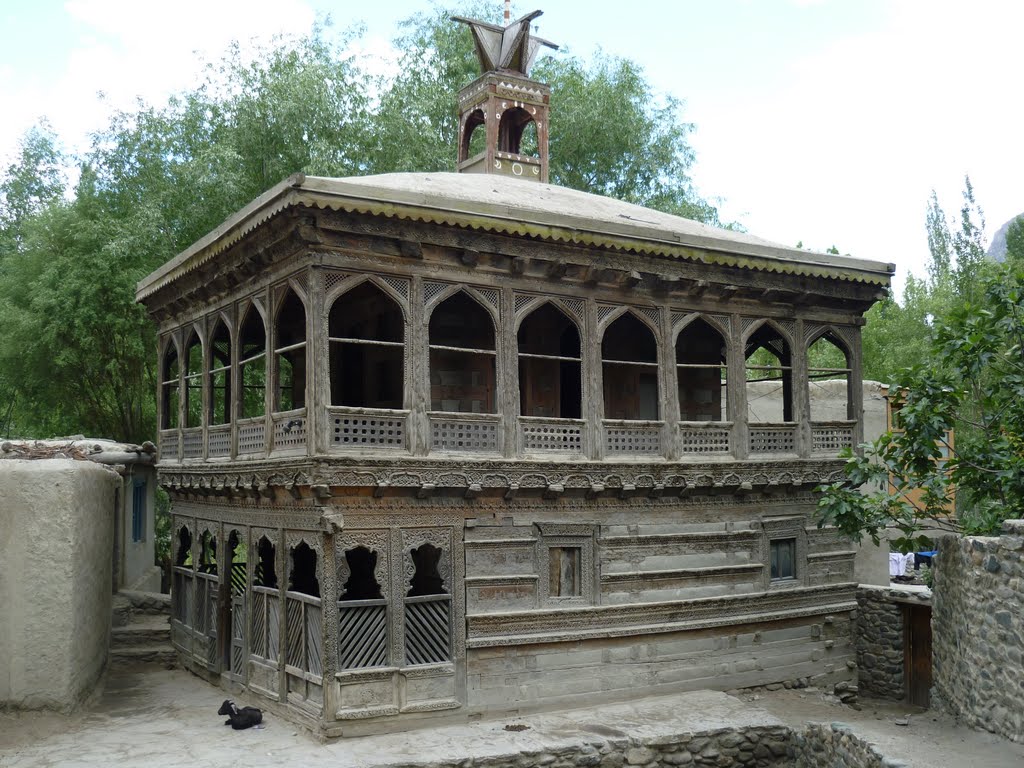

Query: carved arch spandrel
741,317,797,348
401,527,454,589
423,283,500,323
596,305,661,335
671,312,731,343
324,273,411,323
513,294,585,327
336,529,392,597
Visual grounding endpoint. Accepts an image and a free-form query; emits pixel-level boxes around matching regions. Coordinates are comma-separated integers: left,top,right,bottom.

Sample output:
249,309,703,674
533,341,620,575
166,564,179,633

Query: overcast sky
2,0,1021,296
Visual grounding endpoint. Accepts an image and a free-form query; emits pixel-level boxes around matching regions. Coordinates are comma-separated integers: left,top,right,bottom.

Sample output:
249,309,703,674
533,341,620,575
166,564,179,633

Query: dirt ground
2,666,1023,768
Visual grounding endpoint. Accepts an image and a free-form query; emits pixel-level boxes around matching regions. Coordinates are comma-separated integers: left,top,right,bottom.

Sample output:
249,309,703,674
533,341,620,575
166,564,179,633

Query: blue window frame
131,480,146,543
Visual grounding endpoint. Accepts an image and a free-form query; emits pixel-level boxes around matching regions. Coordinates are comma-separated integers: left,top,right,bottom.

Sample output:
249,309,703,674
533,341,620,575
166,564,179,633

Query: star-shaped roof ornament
452,9,559,77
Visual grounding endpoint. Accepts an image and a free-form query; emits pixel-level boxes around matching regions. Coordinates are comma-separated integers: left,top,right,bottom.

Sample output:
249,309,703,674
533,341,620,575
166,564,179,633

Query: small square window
770,538,796,580
549,546,581,597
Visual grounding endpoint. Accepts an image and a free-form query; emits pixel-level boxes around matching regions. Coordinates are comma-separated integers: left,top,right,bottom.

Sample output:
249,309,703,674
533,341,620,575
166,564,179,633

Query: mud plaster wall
0,459,118,710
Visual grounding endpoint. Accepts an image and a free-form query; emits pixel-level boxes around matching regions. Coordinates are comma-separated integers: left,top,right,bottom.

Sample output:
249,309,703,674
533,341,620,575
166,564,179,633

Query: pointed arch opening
676,318,727,422
274,289,306,412
209,320,231,425
161,342,180,430
238,304,267,419
518,303,581,418
499,106,535,155
429,292,496,413
745,323,793,423
184,331,203,428
461,109,486,161
602,313,659,420
808,331,853,421
329,282,405,409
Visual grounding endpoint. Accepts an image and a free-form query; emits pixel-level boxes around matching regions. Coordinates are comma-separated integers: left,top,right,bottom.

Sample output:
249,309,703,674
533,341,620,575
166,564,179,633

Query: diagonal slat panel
267,594,280,662
404,596,451,665
286,598,304,668
305,601,323,677
338,602,388,669
251,591,266,659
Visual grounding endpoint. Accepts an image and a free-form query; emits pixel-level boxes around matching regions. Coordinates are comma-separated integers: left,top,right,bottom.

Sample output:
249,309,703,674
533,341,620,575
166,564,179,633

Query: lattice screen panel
332,414,406,448
522,421,584,452
679,426,731,454
430,419,499,452
812,425,854,453
749,426,797,453
605,426,662,454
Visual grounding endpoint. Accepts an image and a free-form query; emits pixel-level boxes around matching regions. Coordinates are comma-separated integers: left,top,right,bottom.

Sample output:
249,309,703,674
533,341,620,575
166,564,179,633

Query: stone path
2,667,1023,768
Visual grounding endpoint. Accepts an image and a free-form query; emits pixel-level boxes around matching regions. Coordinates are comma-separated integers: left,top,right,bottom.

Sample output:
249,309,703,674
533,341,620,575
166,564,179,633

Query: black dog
217,699,263,730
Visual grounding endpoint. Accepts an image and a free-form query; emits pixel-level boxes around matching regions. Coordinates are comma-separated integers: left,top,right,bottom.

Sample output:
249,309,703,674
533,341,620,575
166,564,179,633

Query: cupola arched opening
498,106,536,155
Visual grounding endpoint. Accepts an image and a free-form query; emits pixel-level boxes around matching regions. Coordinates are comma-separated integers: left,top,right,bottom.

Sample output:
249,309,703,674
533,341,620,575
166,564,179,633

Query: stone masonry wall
385,723,903,768
793,723,906,768
933,522,1024,742
854,587,906,700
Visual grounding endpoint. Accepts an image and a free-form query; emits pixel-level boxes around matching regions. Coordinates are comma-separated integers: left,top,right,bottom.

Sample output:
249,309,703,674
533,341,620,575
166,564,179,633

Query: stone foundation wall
423,726,794,768
385,723,901,768
933,522,1024,742
854,587,906,700
793,723,904,768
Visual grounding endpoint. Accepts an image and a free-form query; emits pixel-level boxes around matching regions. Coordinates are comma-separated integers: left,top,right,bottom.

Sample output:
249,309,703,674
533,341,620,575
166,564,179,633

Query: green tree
860,177,988,384
817,264,1024,549
0,121,66,259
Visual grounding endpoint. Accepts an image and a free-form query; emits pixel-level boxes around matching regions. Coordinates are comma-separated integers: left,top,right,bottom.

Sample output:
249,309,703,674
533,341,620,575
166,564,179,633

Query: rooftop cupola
452,8,558,182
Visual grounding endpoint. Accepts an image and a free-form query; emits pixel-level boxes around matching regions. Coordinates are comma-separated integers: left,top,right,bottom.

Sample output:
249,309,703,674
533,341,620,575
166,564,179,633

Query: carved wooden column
585,298,604,460
729,314,748,460
319,530,338,723
308,263,328,456
850,325,865,448
262,284,274,460
228,306,240,459
661,305,680,460
501,286,518,457
409,276,430,456
793,318,811,458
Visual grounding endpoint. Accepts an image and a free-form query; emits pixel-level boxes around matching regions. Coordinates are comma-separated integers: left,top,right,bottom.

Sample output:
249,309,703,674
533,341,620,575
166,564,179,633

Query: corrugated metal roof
136,172,894,301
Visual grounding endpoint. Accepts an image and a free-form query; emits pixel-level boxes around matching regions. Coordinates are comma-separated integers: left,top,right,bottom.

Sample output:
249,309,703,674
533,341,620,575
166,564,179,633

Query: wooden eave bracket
400,240,424,259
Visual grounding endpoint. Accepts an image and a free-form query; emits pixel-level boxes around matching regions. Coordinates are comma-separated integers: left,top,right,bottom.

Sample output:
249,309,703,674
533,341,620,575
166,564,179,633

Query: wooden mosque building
137,10,894,737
